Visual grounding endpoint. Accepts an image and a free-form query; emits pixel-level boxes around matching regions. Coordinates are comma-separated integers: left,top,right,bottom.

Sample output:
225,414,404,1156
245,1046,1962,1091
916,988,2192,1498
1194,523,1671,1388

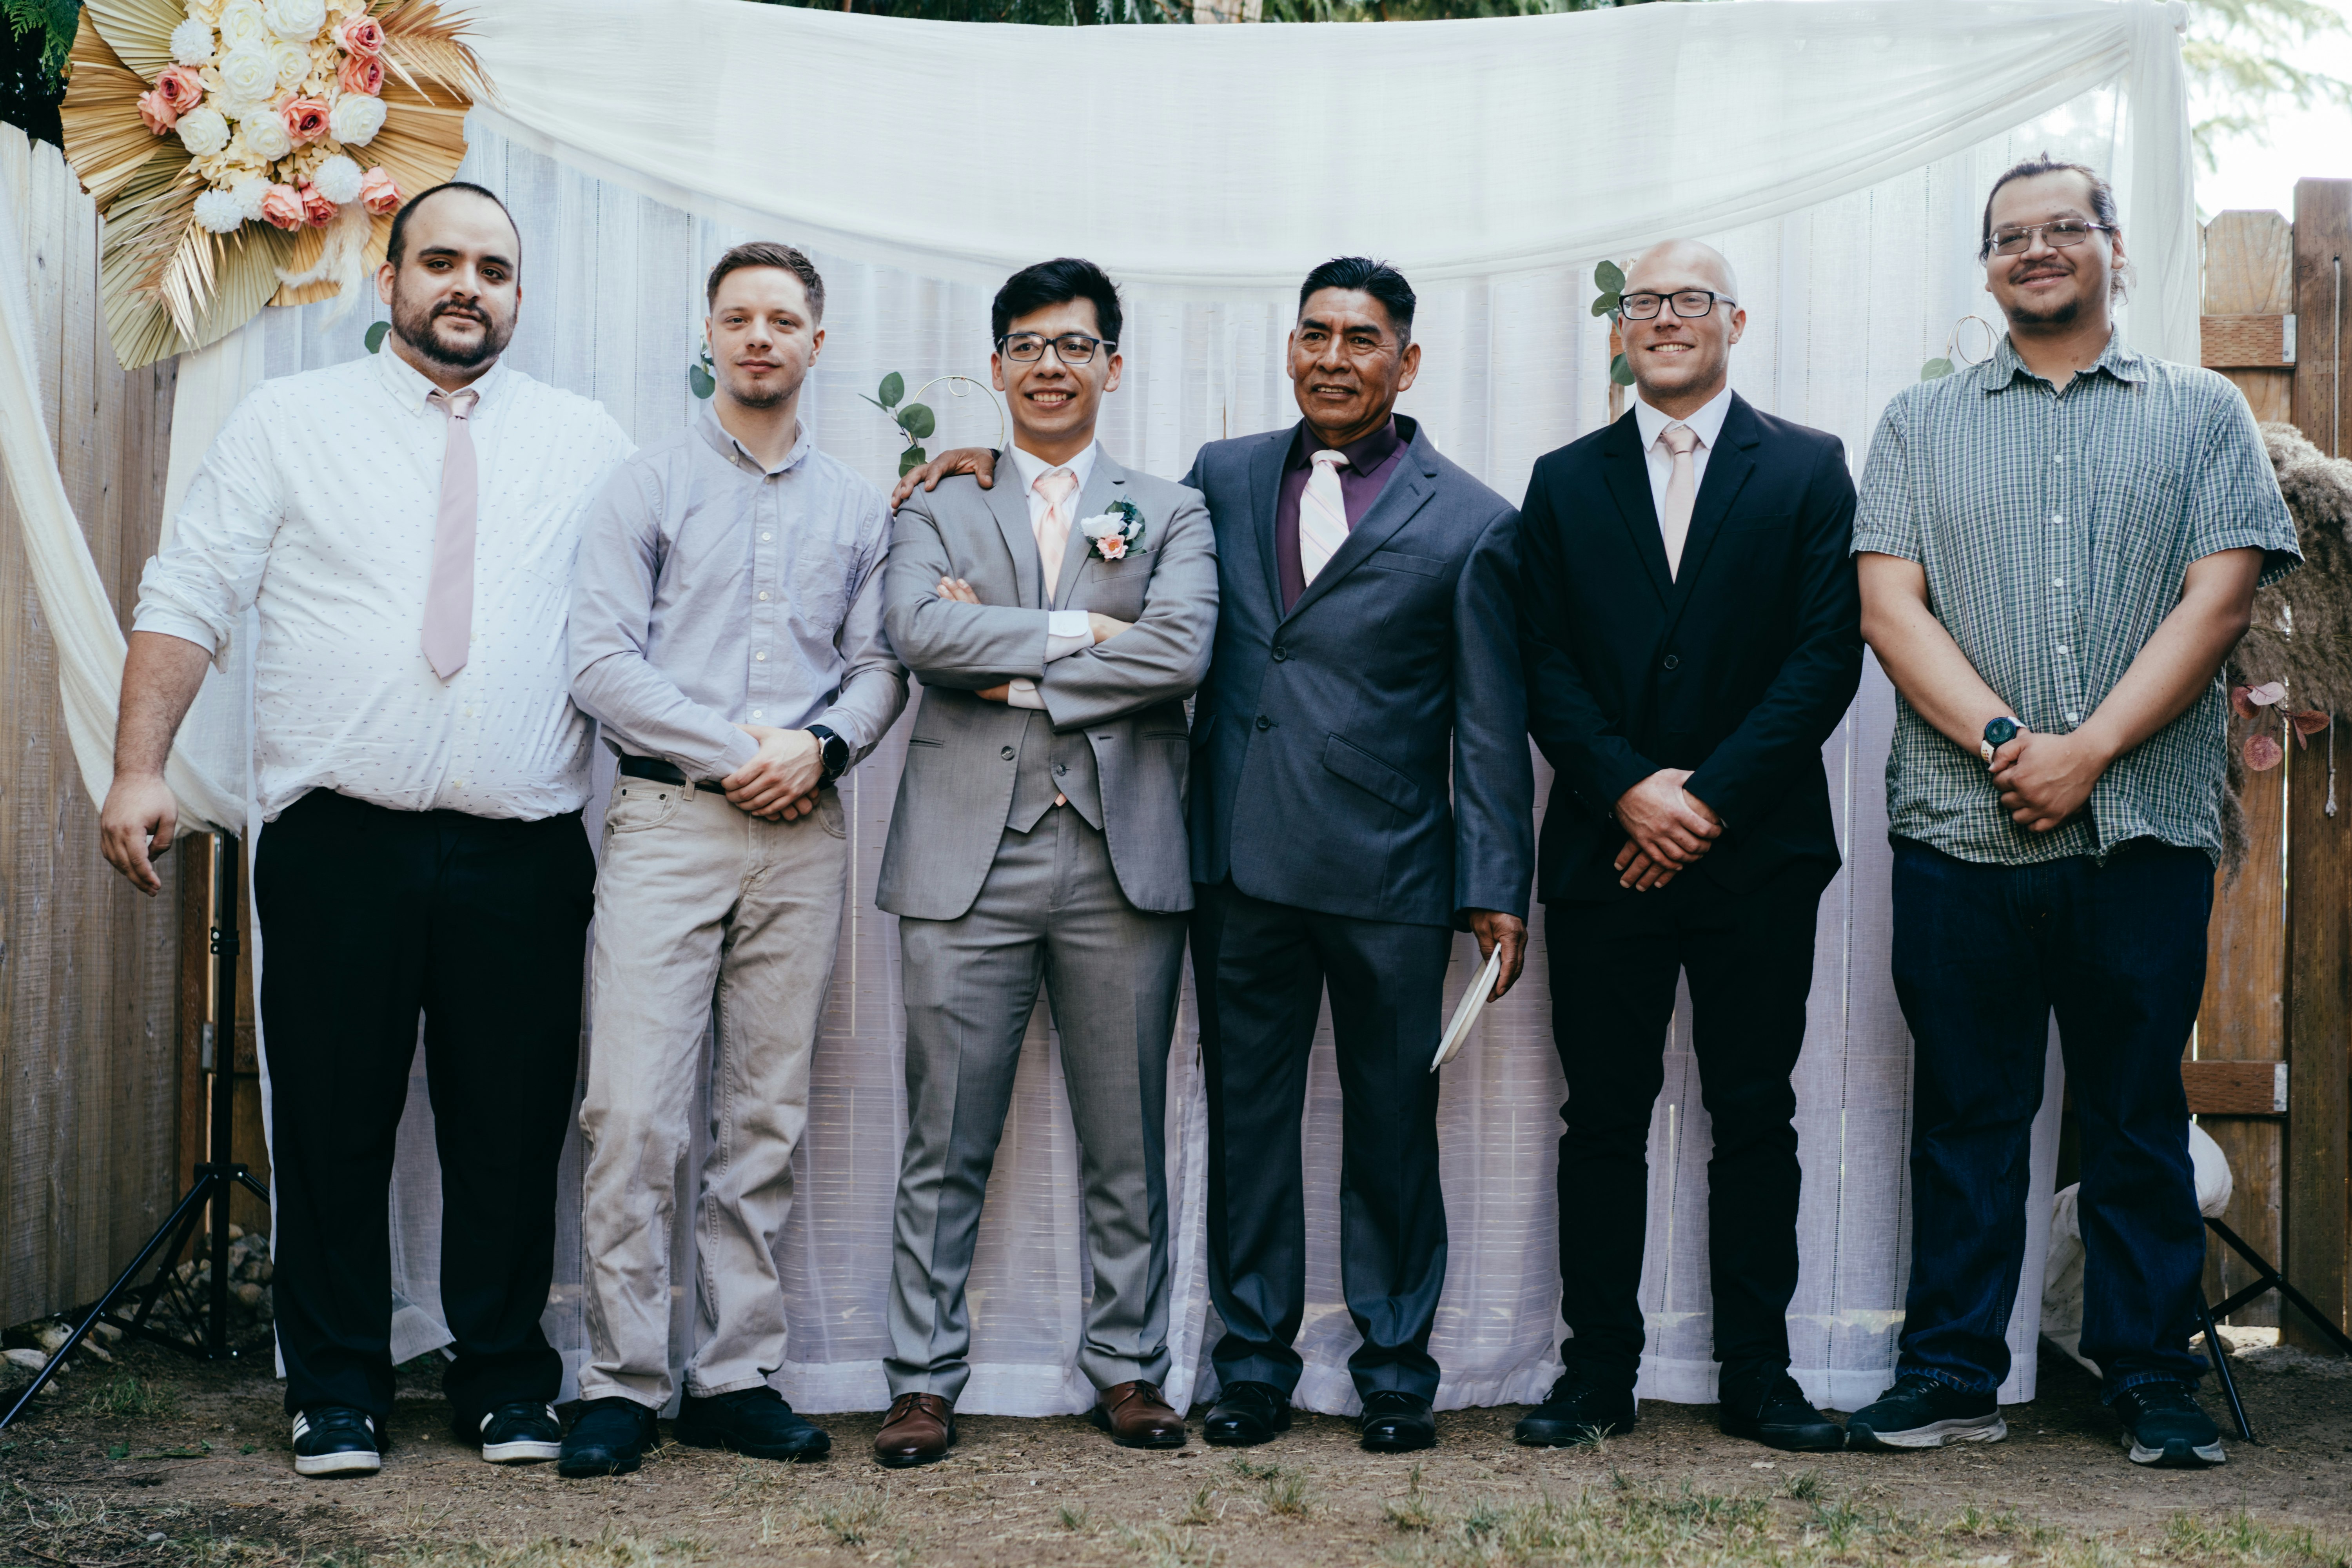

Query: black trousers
256,788,594,1425
1192,878,1454,1402
1544,860,1830,1397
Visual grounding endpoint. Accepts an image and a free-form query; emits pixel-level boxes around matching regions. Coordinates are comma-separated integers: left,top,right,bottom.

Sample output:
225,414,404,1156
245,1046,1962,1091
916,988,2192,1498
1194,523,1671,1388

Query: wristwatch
1980,715,2026,766
807,724,851,784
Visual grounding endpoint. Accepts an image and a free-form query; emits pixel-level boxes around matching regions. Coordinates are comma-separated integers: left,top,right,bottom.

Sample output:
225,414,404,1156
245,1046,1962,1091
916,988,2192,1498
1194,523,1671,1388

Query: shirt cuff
1007,679,1045,710
1045,610,1091,662
130,608,228,669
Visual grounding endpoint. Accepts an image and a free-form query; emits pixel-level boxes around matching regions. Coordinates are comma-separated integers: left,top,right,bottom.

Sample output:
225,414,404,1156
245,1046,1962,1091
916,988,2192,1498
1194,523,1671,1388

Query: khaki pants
577,777,848,1408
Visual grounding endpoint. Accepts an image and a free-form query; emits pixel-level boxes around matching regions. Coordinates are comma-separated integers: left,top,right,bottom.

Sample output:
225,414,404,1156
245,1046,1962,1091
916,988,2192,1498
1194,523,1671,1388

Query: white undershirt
1631,383,1733,533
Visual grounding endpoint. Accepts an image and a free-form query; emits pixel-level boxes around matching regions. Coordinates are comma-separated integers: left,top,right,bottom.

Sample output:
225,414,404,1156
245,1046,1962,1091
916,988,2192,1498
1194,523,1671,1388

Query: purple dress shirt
1275,416,1408,612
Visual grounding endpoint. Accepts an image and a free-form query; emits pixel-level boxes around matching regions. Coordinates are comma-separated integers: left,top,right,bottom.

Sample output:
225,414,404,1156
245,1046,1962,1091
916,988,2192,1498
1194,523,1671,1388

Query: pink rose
281,96,331,145
1098,536,1128,561
259,182,305,230
337,51,383,96
155,65,205,116
299,183,338,227
137,87,178,134
359,165,401,216
335,16,384,55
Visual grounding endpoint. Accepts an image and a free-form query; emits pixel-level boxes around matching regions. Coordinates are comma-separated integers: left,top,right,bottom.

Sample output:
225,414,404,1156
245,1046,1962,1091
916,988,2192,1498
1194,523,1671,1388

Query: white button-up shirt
134,350,635,821
1632,382,1733,530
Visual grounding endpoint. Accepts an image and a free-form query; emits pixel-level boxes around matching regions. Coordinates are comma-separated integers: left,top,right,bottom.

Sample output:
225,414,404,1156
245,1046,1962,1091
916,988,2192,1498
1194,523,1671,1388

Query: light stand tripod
2,831,270,1430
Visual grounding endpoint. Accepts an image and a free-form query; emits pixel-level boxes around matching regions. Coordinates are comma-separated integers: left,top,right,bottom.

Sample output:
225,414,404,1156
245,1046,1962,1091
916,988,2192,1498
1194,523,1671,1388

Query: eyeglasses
1619,290,1736,321
1982,220,2116,258
998,332,1114,365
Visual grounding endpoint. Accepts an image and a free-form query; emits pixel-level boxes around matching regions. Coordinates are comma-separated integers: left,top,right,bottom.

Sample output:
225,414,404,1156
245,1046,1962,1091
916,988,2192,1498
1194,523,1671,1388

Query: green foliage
688,341,716,398
1920,356,1955,380
82,1375,181,1421
1609,351,1634,387
365,321,392,355
2183,0,2352,171
3,0,75,78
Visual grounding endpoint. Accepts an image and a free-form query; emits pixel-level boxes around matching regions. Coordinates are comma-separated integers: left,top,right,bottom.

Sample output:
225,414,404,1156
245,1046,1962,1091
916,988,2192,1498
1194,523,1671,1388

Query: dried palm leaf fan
59,0,485,370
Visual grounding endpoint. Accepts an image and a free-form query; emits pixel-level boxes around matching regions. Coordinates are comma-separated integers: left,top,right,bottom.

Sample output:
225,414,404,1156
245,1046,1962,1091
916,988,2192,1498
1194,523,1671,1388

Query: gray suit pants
886,806,1185,1400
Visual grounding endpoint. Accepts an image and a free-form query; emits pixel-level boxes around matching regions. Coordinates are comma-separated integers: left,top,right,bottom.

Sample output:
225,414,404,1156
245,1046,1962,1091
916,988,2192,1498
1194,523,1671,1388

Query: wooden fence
2194,181,2352,1353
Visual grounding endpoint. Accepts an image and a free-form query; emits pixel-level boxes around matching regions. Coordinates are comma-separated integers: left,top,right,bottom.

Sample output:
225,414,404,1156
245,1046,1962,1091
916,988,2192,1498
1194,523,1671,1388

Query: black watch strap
807,724,849,783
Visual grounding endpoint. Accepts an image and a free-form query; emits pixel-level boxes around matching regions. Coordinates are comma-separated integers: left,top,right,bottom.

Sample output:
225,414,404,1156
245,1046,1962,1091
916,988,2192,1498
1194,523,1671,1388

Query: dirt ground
4,1336,2350,1568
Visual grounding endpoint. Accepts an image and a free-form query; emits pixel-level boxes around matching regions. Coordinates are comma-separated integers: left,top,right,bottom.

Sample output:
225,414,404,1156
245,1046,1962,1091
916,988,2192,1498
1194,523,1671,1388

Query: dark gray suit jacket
877,450,1216,920
1181,416,1533,930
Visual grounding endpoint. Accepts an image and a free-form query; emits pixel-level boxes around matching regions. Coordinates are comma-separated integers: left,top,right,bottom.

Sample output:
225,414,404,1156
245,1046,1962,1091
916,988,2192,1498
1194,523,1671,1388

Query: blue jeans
1890,837,2211,1400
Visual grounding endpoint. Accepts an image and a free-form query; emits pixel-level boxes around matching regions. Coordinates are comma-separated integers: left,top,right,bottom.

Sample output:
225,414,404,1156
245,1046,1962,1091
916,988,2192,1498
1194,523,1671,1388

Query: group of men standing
98,152,2298,1483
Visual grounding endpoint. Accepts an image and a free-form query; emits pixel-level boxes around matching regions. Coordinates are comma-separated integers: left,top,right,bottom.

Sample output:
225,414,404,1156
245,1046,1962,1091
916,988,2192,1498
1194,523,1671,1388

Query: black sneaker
1719,1374,1844,1453
2112,1381,2225,1468
1514,1372,1637,1447
291,1406,382,1477
1846,1373,2006,1450
675,1386,831,1461
557,1397,659,1478
475,1401,563,1464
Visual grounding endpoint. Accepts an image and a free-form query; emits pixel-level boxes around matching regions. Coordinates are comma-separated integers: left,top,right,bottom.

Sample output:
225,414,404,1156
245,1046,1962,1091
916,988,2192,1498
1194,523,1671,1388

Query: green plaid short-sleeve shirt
1851,333,2299,866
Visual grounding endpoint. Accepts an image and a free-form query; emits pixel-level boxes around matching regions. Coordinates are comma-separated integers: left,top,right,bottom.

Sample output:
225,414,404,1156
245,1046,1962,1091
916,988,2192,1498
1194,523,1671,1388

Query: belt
616,754,728,794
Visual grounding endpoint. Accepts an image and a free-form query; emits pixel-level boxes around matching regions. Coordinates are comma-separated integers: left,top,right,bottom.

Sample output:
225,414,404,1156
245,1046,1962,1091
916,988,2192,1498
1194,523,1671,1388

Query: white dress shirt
1631,383,1734,531
136,350,635,821
1002,439,1100,710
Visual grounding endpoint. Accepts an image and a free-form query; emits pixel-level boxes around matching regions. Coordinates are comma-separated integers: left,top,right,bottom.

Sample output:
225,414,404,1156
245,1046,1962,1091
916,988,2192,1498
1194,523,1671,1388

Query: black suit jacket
1519,394,1861,904
1183,416,1533,929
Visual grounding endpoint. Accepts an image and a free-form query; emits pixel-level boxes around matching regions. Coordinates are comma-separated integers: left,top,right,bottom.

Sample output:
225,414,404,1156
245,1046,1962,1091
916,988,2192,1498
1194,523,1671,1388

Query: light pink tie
1298,449,1350,585
423,387,480,680
1033,466,1080,604
1658,422,1700,579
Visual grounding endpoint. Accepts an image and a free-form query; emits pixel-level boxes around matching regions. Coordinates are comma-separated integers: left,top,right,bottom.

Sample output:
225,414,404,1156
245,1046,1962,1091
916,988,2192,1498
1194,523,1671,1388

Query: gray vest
1007,709,1103,832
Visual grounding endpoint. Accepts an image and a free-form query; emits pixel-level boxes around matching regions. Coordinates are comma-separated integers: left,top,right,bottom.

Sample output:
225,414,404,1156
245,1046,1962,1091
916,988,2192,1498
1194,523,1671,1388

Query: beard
720,363,804,410
2007,292,2083,328
391,286,515,370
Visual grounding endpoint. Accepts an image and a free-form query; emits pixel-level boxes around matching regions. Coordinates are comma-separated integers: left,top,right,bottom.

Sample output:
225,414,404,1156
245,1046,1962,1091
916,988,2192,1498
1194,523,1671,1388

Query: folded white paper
1431,948,1503,1073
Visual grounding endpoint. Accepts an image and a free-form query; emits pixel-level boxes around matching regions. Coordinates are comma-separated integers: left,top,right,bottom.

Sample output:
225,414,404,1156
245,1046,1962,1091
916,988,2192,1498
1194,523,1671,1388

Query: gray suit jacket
877,449,1217,920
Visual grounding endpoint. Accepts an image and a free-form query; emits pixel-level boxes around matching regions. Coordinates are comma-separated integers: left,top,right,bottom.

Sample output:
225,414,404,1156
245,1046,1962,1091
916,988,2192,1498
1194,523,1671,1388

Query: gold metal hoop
911,375,1007,453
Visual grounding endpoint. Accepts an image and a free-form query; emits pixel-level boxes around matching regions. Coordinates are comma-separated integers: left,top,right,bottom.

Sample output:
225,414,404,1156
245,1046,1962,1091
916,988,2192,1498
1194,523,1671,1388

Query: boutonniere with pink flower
1078,499,1147,562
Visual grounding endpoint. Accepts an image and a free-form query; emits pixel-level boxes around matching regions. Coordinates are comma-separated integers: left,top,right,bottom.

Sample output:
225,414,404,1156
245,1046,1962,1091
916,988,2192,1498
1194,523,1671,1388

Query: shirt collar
696,405,812,476
1286,414,1403,473
375,345,503,415
1632,383,1733,452
1982,329,2147,392
1005,438,1099,498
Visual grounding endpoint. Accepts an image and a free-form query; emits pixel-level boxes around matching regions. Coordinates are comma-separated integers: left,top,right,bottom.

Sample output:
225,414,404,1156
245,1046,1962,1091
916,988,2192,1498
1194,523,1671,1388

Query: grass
804,1486,898,1547
82,1372,183,1419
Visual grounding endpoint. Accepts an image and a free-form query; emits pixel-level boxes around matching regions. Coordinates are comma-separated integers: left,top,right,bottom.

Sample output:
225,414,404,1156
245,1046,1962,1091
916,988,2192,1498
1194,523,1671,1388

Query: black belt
617,754,729,794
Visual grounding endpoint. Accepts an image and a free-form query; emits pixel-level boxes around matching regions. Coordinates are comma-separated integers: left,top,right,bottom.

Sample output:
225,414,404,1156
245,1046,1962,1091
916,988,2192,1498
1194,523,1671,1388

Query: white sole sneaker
292,1446,383,1476
483,1436,564,1464
2126,1432,2226,1467
1857,1414,2008,1449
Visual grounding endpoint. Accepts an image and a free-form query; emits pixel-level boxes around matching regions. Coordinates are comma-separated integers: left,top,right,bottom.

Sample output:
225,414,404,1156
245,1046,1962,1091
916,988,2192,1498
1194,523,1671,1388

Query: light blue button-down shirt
570,408,907,780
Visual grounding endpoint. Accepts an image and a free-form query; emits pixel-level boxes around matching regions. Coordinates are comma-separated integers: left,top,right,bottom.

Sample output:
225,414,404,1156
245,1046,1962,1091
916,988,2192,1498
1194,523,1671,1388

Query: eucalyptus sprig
1590,260,1636,388
861,373,939,477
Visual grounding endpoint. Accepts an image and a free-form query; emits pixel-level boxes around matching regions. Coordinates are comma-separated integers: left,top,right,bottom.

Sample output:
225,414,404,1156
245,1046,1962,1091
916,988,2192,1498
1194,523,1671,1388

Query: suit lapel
984,463,1043,608
1599,410,1672,606
1054,450,1125,609
1281,420,1438,625
1659,395,1760,637
1249,427,1290,615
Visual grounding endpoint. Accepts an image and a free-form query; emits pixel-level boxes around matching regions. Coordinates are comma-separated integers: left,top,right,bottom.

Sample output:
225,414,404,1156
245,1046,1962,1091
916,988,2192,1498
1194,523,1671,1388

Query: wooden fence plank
2206,212,2296,424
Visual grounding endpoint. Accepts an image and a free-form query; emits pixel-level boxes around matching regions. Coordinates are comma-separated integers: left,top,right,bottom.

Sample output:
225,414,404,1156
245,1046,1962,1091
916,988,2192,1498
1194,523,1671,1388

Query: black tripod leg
2197,1295,2254,1443
2269,1278,2352,1359
0,1176,218,1430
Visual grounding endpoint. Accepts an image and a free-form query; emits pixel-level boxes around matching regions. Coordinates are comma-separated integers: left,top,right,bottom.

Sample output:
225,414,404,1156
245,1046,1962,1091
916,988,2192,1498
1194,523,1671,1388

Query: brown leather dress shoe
1089,1380,1187,1449
874,1392,955,1468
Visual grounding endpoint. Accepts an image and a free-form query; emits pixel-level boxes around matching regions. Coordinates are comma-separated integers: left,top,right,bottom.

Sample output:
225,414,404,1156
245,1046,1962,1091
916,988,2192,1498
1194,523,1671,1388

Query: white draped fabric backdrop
0,0,2201,1416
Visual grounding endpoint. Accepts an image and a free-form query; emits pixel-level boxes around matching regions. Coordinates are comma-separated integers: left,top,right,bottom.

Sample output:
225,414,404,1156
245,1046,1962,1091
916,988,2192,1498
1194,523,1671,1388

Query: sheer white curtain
99,0,2198,1417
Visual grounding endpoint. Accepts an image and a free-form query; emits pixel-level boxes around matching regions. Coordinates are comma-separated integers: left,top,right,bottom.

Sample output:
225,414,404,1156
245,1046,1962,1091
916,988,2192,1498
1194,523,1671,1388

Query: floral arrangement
60,0,485,369
1078,498,1145,561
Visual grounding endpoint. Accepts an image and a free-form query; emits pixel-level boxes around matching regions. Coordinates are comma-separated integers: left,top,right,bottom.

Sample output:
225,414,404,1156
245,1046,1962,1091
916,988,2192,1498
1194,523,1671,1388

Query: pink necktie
1658,422,1699,579
1298,449,1350,584
1033,466,1079,603
423,387,479,680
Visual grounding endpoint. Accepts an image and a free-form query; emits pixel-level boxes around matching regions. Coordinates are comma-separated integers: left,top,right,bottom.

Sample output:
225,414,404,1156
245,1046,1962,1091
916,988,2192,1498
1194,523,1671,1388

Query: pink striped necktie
1298,448,1350,584
422,386,480,681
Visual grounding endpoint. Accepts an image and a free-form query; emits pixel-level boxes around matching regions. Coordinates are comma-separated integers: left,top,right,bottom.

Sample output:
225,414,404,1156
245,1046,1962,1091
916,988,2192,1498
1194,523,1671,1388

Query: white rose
170,19,216,65
270,38,309,89
261,0,325,40
217,1,267,49
194,186,249,234
239,108,292,160
230,175,272,222
326,90,384,145
175,105,231,156
311,152,362,205
216,42,275,101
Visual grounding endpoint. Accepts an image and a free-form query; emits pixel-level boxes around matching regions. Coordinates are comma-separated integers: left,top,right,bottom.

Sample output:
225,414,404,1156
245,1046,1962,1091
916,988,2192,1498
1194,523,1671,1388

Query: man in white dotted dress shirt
100,183,635,1479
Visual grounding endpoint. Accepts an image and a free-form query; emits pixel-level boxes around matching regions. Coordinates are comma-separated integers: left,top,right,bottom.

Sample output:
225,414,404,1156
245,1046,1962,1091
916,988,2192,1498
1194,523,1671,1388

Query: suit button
1255,715,1272,731
1272,645,1289,662
1054,763,1068,777
1662,654,1680,670
1000,745,1016,760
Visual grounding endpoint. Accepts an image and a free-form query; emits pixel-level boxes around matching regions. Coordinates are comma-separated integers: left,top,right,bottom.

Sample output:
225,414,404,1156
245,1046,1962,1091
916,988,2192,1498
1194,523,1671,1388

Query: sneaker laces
2123,1381,2198,1414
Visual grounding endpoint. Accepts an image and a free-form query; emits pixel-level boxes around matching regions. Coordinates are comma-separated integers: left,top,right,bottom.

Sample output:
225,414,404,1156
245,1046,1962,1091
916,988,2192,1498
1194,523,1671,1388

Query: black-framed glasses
998,331,1114,365
1982,219,2116,258
1620,289,1736,321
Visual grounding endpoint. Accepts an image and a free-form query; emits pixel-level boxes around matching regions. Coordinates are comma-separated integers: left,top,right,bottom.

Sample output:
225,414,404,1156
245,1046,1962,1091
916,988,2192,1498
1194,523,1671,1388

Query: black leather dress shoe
1203,1380,1292,1446
1359,1390,1436,1453
676,1387,831,1461
1719,1373,1844,1453
557,1397,659,1478
1514,1373,1637,1446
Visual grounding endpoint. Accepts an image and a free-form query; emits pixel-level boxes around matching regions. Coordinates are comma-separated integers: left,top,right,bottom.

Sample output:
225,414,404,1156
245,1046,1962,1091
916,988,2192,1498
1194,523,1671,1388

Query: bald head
1616,238,1745,418
1625,238,1739,302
